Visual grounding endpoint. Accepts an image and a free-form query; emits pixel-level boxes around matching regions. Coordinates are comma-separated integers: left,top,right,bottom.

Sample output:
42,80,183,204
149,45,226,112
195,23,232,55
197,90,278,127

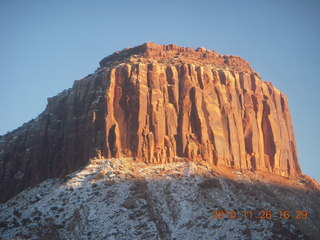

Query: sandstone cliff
0,42,302,202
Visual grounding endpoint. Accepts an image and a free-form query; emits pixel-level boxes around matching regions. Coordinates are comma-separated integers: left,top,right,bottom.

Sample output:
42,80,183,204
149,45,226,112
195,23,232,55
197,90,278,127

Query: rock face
0,42,302,202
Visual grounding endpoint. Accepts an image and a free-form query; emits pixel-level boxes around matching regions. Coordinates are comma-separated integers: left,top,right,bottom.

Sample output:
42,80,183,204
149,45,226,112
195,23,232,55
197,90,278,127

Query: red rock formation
0,43,302,202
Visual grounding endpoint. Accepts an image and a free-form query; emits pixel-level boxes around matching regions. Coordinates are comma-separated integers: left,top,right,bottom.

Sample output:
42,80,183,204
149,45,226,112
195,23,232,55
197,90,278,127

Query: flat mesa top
99,42,255,74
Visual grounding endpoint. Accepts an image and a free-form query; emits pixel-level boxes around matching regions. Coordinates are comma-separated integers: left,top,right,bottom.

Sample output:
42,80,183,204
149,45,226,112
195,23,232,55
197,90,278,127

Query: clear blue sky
0,0,319,181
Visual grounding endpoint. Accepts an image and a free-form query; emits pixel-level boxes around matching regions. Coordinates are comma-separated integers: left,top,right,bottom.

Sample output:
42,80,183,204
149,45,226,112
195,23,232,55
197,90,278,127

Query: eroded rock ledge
99,42,254,74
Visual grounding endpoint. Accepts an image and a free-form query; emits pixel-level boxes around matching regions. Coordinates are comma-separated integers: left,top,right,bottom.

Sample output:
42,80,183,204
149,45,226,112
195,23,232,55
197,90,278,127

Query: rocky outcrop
0,42,302,202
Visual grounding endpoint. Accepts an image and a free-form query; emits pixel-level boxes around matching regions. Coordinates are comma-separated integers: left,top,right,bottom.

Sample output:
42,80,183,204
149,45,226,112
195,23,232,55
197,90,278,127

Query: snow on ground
0,158,319,240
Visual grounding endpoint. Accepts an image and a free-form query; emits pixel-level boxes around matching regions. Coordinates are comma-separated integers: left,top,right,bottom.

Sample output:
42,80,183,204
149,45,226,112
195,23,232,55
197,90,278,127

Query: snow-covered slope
0,158,319,240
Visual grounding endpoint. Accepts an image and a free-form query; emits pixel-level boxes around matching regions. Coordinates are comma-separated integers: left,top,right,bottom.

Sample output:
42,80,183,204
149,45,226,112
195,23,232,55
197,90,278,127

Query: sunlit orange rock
0,43,302,202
